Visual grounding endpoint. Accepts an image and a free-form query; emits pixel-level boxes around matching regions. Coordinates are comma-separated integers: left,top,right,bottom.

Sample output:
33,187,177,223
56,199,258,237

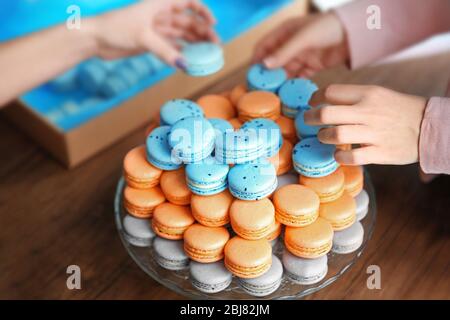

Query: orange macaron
230,198,276,240
123,145,163,189
183,224,230,263
190,189,233,227
197,94,236,120
284,217,334,259
276,116,297,144
237,91,281,122
152,202,195,240
268,139,293,176
299,167,345,203
273,184,320,227
123,185,165,218
160,168,192,205
319,192,356,231
266,220,282,242
341,165,364,197
230,84,247,106
224,236,272,278
228,118,242,130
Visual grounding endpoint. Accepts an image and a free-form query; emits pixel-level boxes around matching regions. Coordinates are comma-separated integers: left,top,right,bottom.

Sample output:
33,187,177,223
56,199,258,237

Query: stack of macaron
120,63,370,297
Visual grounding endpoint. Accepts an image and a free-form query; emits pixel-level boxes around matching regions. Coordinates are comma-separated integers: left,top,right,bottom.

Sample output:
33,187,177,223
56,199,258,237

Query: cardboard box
3,0,308,168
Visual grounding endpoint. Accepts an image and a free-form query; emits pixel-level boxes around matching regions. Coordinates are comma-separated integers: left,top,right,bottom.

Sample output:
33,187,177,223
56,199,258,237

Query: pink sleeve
419,96,450,174
334,0,450,69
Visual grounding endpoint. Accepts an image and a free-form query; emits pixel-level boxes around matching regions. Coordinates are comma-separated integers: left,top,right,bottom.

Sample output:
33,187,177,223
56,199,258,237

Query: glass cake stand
114,170,376,300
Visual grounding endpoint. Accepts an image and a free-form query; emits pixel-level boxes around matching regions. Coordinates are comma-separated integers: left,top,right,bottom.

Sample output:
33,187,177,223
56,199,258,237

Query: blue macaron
208,118,234,137
168,116,215,163
282,249,328,285
146,126,182,170
214,129,264,164
241,118,282,157
292,137,338,177
247,63,287,93
278,78,318,118
190,261,232,294
185,156,230,195
228,159,278,200
182,42,224,77
294,107,323,139
160,99,204,126
238,255,283,297
153,237,190,271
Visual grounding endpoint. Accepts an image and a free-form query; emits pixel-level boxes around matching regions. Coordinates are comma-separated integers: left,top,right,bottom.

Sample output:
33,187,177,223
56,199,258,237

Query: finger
297,67,317,78
285,60,303,77
170,14,219,43
155,25,184,38
335,146,380,165
303,51,324,71
304,105,365,125
318,125,376,145
253,20,300,62
173,0,216,25
140,32,181,67
310,84,367,107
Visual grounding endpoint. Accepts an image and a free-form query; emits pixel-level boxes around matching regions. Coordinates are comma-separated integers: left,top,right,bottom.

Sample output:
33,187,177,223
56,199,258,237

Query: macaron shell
191,190,233,227
230,84,247,106
227,161,277,200
182,42,224,76
124,145,163,189
332,221,364,254
273,184,320,227
282,250,328,285
154,237,189,270
239,255,283,297
183,224,230,262
123,186,165,218
292,137,338,177
159,99,204,126
268,139,293,176
276,116,297,142
341,165,364,197
299,167,345,203
230,198,275,240
146,126,182,170
266,220,282,242
246,64,287,92
160,168,192,205
284,217,334,258
168,117,215,163
123,215,155,247
190,261,232,293
224,236,272,278
197,94,236,120
152,202,195,239
319,193,356,231
237,91,281,122
355,189,369,221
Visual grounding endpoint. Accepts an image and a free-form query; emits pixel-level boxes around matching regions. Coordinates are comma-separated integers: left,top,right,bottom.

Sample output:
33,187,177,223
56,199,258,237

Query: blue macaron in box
1,0,294,132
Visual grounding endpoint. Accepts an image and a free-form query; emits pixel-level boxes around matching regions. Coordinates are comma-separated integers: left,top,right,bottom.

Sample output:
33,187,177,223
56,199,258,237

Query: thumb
140,31,183,67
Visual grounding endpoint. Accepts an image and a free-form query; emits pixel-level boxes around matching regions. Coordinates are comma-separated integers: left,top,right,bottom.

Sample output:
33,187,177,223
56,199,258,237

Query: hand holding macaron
252,13,348,78
90,0,219,68
305,84,427,166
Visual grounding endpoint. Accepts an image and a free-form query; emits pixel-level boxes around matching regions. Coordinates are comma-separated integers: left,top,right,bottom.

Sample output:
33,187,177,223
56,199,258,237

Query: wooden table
1,53,450,300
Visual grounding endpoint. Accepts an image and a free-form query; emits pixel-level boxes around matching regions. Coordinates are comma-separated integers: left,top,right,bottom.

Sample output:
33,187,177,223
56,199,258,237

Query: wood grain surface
1,53,449,300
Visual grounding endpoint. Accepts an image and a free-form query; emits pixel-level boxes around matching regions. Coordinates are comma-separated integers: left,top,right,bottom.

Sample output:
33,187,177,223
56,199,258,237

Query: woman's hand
252,13,348,77
305,85,427,165
88,0,218,67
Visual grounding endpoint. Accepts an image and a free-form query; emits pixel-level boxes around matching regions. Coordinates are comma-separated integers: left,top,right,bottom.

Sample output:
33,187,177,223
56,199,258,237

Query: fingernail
263,57,275,68
175,58,187,71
